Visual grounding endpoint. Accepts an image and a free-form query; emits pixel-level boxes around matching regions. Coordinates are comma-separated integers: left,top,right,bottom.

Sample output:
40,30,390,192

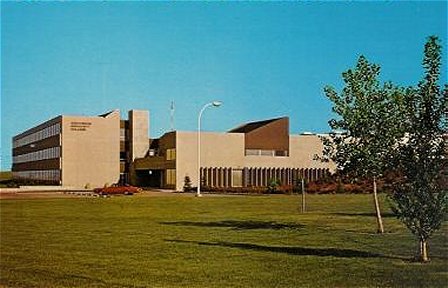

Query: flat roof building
12,110,334,190
12,110,147,188
133,116,334,191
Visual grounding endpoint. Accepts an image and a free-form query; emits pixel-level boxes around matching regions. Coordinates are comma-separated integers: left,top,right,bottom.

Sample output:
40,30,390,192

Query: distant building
12,110,147,188
12,110,334,190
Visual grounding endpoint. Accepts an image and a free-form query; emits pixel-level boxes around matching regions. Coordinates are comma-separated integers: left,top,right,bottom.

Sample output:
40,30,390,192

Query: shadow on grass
166,239,399,259
160,220,304,230
331,212,396,218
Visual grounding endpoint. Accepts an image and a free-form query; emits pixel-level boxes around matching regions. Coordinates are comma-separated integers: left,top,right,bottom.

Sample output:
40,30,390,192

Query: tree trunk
373,176,384,234
419,238,429,262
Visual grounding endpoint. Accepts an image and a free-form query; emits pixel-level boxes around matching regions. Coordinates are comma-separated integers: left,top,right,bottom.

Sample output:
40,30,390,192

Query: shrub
336,181,345,194
201,186,267,194
267,178,281,193
277,185,294,194
183,176,192,192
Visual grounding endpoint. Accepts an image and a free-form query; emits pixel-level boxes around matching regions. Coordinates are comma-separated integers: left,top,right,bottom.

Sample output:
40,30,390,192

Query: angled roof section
98,109,120,118
228,117,286,134
228,117,290,152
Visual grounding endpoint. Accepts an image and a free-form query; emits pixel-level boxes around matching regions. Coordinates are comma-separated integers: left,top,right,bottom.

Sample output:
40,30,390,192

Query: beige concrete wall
129,110,149,160
175,131,245,191
175,132,334,191
61,111,120,188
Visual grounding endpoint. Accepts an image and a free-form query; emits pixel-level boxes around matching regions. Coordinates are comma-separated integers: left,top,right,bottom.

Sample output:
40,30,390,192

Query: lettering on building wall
70,122,92,131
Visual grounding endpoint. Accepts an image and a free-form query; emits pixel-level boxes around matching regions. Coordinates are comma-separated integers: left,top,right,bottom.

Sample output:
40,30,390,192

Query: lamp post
197,101,222,197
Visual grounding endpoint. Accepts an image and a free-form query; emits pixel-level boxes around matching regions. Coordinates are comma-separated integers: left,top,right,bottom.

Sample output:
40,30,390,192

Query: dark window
275,150,288,157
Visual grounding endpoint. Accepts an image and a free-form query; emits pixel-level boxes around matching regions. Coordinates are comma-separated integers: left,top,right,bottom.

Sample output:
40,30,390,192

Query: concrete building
133,117,334,191
12,110,334,190
12,110,148,188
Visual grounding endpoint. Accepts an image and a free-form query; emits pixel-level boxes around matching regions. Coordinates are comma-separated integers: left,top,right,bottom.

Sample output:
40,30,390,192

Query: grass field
1,193,447,287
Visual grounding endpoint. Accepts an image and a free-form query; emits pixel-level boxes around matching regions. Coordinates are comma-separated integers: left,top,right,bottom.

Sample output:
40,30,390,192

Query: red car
93,184,141,196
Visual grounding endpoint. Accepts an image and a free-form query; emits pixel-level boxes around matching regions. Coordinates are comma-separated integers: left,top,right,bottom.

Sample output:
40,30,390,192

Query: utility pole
197,101,222,197
170,101,175,132
301,178,306,213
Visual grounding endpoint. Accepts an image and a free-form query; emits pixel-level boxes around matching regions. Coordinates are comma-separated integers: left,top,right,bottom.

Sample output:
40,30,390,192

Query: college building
12,109,334,190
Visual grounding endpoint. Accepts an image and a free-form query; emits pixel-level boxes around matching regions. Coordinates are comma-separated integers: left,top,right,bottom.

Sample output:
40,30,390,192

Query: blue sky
1,1,447,170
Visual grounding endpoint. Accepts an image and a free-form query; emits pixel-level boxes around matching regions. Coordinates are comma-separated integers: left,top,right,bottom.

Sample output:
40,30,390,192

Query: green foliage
322,56,405,178
391,183,447,241
389,36,448,251
183,175,192,192
267,178,281,193
322,54,406,233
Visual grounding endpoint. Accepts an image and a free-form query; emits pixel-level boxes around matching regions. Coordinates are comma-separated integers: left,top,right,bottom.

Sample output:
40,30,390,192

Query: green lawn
1,194,447,287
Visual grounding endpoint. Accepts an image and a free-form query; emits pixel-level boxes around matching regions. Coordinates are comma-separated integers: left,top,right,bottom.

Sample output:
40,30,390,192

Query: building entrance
135,169,163,188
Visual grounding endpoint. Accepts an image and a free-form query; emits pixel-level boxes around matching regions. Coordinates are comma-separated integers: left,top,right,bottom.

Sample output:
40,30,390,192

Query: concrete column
129,110,149,161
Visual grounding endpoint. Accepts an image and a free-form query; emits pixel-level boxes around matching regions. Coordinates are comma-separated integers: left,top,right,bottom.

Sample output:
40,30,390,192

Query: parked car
93,184,141,196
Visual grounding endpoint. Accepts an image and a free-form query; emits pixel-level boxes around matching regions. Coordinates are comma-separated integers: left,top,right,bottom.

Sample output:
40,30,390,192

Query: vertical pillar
229,168,232,187
212,167,217,187
222,168,226,187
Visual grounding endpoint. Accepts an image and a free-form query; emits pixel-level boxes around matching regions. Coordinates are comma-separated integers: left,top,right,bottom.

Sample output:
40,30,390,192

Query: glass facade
12,122,62,183
13,123,61,148
13,147,60,164
245,149,289,157
13,170,60,181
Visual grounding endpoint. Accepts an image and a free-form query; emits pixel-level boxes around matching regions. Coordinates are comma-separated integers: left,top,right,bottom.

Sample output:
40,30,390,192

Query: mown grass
1,194,447,287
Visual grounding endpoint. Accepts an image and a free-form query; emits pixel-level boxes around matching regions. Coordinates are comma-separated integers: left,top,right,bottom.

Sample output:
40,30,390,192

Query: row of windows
200,167,242,187
120,128,128,141
13,170,60,181
166,148,176,161
13,147,61,164
245,149,288,157
13,123,61,148
166,169,176,185
120,151,128,161
200,167,330,188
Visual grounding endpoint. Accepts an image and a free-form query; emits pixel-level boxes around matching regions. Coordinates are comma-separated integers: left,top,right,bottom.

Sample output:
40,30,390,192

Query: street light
197,101,222,197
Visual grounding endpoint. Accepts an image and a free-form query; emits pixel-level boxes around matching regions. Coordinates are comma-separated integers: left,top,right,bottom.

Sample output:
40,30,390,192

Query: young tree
390,36,447,262
322,56,405,233
183,175,192,192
